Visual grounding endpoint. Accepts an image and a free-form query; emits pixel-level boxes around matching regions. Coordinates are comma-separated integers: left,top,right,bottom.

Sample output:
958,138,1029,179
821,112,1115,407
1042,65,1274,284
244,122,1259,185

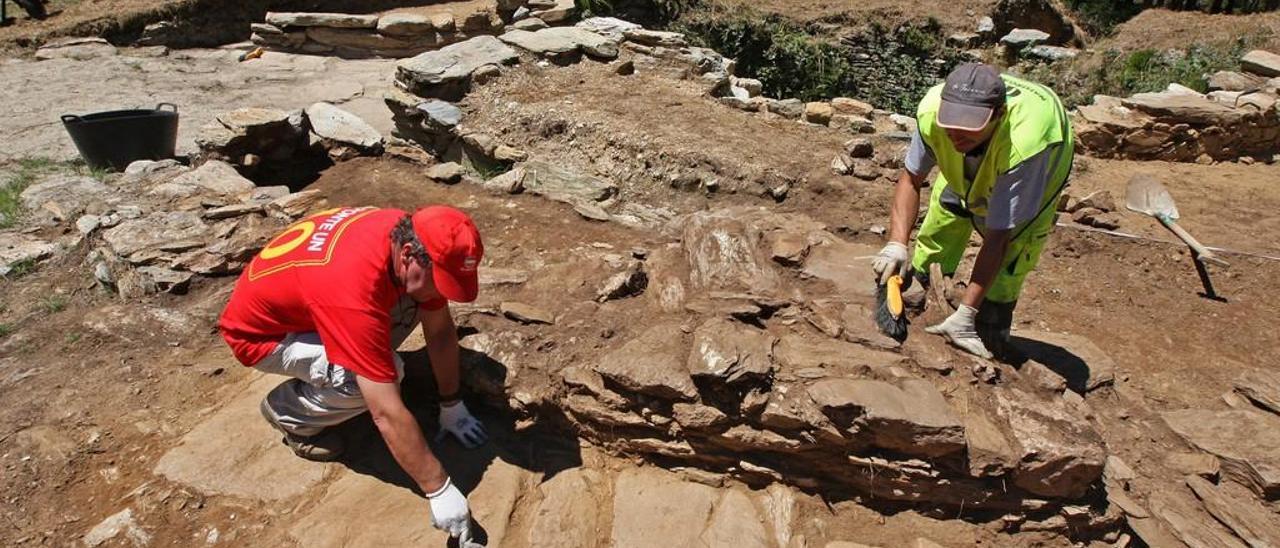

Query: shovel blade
1125,174,1180,220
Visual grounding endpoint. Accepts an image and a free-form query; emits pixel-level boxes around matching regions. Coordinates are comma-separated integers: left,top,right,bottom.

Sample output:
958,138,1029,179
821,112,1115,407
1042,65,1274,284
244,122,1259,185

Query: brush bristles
874,283,908,341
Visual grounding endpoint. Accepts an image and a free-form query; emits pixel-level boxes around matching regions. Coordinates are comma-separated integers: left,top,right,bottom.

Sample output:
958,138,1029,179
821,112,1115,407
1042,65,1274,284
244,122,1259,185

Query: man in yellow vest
872,63,1073,360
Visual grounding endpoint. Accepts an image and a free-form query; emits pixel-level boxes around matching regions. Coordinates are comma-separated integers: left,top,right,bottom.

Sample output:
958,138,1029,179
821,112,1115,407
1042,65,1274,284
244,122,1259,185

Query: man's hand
426,478,471,538
438,401,488,449
926,304,993,359
872,241,912,285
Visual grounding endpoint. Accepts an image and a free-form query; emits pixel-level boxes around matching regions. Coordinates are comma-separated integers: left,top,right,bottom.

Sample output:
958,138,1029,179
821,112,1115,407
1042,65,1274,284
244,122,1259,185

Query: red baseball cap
411,206,483,303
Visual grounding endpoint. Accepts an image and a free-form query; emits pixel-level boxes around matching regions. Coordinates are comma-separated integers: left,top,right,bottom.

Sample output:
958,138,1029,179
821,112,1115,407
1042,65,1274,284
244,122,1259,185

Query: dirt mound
1100,9,1280,52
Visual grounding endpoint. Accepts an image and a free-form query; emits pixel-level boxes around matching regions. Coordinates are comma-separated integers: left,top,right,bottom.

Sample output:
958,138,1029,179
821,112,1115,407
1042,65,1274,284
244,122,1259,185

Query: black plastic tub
62,103,179,171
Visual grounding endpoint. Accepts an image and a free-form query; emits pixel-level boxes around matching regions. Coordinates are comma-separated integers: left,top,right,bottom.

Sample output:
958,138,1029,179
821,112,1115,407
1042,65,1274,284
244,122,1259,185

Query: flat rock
500,301,554,324
1150,490,1249,548
304,26,438,55
397,36,520,99
1167,452,1221,480
687,318,776,384
102,210,208,259
611,467,719,548
1000,28,1050,48
799,240,881,302
166,160,255,198
1208,70,1266,92
418,99,465,129
266,190,326,220
265,12,379,28
305,102,383,151
623,28,687,48
154,375,327,501
672,402,730,430
1233,368,1280,416
426,162,465,183
519,160,618,205
530,0,577,24
19,174,110,221
528,468,607,548
376,13,434,37
596,264,648,302
996,388,1106,498
576,16,642,41
513,18,549,31
806,378,965,457
83,508,150,547
701,489,772,548
499,27,619,60
1242,49,1280,78
594,323,697,401
1186,474,1280,548
1025,45,1079,61
832,97,874,117
1122,91,1245,126
1163,409,1280,500
773,333,905,373
35,37,118,61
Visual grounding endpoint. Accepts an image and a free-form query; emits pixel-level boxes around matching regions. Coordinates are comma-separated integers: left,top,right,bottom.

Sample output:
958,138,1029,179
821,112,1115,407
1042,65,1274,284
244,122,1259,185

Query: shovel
1125,174,1228,299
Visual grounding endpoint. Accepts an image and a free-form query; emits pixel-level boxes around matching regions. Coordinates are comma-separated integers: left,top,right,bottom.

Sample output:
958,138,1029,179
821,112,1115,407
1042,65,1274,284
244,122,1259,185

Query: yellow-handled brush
874,275,908,341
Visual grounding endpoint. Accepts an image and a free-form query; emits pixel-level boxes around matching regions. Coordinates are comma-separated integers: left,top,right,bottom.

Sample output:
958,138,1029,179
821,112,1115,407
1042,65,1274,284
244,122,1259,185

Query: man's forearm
963,231,1011,308
888,170,924,245
426,333,461,402
371,403,449,494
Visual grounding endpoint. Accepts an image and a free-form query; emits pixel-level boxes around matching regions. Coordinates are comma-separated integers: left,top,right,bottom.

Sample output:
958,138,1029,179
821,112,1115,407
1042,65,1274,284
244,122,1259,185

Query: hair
391,214,430,266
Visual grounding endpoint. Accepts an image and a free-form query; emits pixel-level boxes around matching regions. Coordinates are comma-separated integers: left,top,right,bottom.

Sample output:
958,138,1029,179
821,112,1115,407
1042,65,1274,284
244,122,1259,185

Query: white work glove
426,478,472,539
871,241,911,285
926,304,994,359
438,401,488,449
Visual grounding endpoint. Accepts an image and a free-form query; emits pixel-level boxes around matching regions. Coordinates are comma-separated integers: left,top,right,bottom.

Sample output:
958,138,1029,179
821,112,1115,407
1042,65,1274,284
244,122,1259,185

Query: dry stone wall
1074,50,1280,164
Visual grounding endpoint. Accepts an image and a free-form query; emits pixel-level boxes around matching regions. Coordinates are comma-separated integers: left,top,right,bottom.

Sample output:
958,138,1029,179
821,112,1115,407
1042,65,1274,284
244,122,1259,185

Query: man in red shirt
219,205,486,540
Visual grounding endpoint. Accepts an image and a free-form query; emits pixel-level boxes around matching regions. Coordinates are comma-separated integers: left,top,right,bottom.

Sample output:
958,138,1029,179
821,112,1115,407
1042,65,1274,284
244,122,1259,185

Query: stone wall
1074,50,1280,164
251,8,510,58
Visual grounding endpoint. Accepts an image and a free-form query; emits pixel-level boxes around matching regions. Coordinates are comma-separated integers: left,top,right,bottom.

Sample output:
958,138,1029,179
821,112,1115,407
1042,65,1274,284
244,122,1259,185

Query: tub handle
61,114,83,123
156,103,179,113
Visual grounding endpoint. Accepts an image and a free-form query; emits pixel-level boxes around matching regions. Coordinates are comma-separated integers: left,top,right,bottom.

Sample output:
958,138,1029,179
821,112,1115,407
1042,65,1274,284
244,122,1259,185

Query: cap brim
937,101,994,131
433,264,479,303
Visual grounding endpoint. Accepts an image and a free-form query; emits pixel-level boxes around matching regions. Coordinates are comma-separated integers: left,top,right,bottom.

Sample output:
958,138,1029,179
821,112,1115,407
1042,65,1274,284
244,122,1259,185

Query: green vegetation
1023,37,1260,108
1064,0,1145,36
676,10,965,112
1,158,58,229
0,324,12,338
576,0,699,23
41,295,68,314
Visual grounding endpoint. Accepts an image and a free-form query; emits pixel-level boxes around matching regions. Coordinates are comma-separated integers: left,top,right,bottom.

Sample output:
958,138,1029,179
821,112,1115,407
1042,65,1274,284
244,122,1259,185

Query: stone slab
153,375,328,501
1163,409,1280,500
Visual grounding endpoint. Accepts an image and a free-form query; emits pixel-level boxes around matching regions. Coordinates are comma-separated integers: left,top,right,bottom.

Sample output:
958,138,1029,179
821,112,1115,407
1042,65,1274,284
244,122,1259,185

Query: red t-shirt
218,207,444,383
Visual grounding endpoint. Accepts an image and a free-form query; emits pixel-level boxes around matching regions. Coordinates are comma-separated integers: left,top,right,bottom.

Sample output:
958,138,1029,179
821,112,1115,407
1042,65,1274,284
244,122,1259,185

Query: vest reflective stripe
916,74,1074,220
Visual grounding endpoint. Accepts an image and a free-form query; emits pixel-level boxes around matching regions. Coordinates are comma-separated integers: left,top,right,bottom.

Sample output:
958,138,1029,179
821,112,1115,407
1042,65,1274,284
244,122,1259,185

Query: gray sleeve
904,131,936,177
985,145,1059,230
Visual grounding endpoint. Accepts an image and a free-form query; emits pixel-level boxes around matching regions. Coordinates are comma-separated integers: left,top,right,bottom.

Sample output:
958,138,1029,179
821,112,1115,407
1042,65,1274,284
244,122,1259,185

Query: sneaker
259,399,345,462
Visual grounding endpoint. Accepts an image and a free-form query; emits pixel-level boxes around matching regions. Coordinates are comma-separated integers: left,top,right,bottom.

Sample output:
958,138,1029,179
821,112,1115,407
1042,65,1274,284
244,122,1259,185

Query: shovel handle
1159,217,1229,268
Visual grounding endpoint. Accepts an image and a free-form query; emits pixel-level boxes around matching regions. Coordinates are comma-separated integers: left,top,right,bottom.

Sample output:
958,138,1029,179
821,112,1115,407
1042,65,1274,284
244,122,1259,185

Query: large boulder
576,17,642,41
805,378,966,458
159,160,256,199
593,324,698,401
996,389,1106,498
19,175,111,222
375,13,434,37
1207,70,1266,92
396,36,521,100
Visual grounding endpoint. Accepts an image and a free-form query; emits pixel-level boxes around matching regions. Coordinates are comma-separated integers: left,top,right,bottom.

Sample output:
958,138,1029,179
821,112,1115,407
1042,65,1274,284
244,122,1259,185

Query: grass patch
64,331,81,344
471,159,512,181
41,295,68,314
0,324,12,338
4,258,38,278
1021,36,1261,108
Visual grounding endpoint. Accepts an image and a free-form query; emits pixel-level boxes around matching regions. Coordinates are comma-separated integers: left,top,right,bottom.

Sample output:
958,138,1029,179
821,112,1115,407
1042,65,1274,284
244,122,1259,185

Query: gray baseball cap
937,63,1006,131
